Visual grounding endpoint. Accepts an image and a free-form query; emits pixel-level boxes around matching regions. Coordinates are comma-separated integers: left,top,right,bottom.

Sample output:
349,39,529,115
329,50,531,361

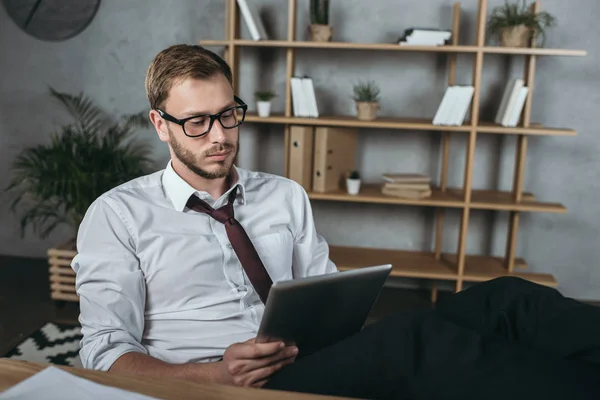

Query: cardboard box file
288,125,315,190
312,127,358,193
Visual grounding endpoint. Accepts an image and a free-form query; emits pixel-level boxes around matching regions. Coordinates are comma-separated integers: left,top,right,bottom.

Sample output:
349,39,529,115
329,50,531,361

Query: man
72,44,600,399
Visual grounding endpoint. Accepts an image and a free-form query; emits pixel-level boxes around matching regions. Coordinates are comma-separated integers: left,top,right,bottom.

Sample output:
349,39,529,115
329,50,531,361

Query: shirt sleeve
289,182,338,278
71,195,148,371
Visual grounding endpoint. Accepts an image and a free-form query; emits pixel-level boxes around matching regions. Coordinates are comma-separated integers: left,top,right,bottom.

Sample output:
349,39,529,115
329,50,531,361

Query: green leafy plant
254,90,277,102
5,87,154,239
487,0,556,46
352,80,380,103
348,170,360,180
310,0,329,25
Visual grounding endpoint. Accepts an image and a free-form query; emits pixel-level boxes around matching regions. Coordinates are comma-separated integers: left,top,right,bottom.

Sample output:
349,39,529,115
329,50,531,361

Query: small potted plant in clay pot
487,0,556,48
346,170,361,195
352,80,380,121
254,90,276,117
309,0,332,42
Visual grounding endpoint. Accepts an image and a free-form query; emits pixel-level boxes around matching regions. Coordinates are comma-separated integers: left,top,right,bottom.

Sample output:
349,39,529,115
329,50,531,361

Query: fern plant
487,0,556,46
352,80,380,103
5,87,154,240
310,0,329,25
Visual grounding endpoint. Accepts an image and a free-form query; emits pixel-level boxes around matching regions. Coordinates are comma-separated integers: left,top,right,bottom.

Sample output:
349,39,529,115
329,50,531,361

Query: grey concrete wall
1,0,598,300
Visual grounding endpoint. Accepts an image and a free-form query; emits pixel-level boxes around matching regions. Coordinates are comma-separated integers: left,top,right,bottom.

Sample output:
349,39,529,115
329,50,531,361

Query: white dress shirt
71,161,338,371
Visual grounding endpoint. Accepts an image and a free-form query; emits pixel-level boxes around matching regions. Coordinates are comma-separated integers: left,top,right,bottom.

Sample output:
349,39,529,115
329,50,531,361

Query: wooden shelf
199,40,585,57
442,254,557,286
308,185,566,213
329,246,557,287
477,121,577,136
200,39,479,52
483,46,587,57
468,190,566,213
245,114,470,132
244,114,576,136
308,185,464,208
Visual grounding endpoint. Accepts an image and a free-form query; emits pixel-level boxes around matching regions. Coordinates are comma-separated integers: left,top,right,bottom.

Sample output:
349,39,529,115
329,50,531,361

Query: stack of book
381,173,432,199
495,78,529,127
432,85,475,126
398,28,452,46
291,76,319,117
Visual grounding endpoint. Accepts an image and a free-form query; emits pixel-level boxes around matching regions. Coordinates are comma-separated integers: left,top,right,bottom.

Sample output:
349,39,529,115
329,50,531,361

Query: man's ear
149,109,170,143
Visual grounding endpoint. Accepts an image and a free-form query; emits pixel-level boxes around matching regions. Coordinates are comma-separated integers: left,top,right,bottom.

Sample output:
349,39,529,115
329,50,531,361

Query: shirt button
227,243,233,249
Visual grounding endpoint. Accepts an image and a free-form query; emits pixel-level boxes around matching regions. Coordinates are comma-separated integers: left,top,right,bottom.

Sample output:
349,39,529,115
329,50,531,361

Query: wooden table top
0,359,351,400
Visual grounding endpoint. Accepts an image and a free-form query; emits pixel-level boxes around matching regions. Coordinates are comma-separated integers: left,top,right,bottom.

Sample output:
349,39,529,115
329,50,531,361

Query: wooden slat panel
49,275,76,284
49,266,76,276
50,292,79,302
47,248,77,258
48,257,74,267
51,283,77,293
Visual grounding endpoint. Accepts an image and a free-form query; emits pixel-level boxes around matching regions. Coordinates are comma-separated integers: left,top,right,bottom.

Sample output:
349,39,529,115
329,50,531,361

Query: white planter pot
257,101,271,117
346,179,361,195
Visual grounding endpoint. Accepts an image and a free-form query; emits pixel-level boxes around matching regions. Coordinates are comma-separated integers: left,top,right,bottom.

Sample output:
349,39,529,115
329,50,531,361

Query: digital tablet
256,264,392,357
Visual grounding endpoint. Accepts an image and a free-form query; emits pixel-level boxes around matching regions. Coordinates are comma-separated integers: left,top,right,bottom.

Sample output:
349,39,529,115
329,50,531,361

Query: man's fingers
234,341,286,360
246,356,297,387
235,345,298,374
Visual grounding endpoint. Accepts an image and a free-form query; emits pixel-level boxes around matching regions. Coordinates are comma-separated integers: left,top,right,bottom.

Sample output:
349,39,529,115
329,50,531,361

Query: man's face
152,73,239,180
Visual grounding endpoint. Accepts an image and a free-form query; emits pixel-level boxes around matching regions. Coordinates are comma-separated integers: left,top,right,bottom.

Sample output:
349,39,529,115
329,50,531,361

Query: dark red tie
186,186,272,304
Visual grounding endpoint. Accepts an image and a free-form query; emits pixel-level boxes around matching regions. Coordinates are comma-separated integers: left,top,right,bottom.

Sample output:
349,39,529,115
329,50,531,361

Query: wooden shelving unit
202,0,585,300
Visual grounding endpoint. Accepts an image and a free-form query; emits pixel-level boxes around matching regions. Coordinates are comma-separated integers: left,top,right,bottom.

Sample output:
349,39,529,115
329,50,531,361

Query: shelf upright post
226,0,241,93
432,1,462,303
284,0,298,178
505,1,539,272
455,0,487,292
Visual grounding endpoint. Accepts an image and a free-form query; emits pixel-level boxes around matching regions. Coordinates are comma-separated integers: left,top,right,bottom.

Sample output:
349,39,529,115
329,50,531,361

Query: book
432,85,474,126
382,173,430,184
301,77,319,118
237,0,268,41
383,182,431,191
398,28,452,46
494,78,526,127
291,77,310,117
506,86,529,127
381,186,432,199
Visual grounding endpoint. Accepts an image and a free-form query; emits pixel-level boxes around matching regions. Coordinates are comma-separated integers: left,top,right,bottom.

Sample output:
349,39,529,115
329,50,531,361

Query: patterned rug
3,322,83,367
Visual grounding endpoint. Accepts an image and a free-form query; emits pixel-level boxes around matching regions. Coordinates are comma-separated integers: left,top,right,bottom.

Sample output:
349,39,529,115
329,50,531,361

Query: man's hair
145,44,233,110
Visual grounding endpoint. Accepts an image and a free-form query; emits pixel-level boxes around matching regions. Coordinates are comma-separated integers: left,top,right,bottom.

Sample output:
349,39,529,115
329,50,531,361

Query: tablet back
257,264,392,357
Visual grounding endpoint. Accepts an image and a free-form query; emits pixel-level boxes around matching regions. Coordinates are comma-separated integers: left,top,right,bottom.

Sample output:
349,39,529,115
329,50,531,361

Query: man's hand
217,338,298,388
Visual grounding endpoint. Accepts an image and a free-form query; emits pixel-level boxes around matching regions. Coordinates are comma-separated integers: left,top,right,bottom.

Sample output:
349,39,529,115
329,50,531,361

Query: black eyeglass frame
156,95,248,138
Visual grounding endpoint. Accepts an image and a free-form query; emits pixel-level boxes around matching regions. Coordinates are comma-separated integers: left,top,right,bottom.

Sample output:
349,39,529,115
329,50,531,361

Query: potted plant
352,80,380,121
309,0,332,42
346,170,361,195
5,87,154,302
254,90,276,117
486,0,556,48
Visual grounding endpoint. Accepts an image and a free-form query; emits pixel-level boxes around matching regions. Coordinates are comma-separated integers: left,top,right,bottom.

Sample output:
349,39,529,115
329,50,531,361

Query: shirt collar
162,161,246,212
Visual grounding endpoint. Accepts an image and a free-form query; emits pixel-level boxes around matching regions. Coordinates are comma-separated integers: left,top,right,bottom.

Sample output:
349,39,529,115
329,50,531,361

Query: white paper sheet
0,366,160,400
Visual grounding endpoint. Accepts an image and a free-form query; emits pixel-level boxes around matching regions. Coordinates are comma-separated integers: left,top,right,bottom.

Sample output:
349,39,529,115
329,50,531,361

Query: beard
168,127,238,180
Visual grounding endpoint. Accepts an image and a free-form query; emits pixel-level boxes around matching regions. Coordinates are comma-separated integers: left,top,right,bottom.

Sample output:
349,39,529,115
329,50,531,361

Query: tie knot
210,206,233,224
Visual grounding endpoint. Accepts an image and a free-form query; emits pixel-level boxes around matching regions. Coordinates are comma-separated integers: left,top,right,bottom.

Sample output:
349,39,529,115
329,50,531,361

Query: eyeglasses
156,95,248,138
